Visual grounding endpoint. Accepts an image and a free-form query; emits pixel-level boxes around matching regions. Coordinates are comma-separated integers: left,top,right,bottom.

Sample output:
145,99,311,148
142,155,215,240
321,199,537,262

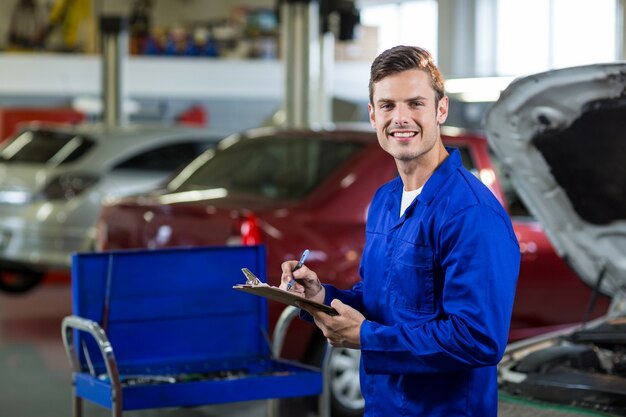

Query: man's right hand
280,260,325,304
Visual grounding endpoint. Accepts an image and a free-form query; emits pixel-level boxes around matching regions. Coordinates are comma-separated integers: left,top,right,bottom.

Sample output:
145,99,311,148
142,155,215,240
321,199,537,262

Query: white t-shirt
400,186,423,217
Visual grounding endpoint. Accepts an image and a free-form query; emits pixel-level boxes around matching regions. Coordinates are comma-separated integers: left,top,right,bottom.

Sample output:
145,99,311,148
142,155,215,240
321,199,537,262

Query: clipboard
233,268,338,316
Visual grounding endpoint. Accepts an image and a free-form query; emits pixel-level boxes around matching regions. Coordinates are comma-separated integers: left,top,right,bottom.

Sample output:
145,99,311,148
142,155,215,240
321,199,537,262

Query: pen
286,249,310,290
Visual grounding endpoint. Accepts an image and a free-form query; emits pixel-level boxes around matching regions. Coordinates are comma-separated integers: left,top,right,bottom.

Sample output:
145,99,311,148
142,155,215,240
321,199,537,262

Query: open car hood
484,63,626,305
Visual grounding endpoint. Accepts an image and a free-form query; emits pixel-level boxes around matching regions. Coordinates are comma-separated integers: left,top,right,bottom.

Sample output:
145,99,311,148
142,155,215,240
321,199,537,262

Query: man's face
368,69,448,163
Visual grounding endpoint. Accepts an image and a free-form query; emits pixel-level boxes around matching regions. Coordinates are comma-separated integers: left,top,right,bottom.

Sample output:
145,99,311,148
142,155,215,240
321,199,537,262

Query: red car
96,126,609,417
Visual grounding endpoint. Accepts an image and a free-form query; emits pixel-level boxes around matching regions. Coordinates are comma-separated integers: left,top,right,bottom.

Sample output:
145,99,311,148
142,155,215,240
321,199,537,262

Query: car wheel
328,347,364,417
0,269,43,294
303,339,364,417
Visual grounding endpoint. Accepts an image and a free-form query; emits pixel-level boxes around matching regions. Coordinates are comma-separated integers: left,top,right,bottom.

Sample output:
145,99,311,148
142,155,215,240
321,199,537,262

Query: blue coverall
322,149,520,416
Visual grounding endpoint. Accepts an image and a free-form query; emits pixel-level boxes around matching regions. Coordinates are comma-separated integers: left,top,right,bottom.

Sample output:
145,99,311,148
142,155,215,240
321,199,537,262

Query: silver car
485,63,626,415
0,122,222,293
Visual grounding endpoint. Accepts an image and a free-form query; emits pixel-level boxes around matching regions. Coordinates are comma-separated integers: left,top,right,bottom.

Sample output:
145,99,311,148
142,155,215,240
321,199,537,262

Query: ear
368,102,376,128
436,96,449,125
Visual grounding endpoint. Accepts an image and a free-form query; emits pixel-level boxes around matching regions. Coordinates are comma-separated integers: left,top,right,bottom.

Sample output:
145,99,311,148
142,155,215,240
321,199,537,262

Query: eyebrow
376,96,429,105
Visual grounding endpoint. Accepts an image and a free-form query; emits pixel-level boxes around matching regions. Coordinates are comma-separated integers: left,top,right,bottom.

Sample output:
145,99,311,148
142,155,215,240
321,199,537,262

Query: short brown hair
368,45,445,105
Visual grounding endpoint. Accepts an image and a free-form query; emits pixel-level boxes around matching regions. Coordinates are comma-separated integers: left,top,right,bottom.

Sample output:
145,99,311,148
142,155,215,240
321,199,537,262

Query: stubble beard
386,132,437,163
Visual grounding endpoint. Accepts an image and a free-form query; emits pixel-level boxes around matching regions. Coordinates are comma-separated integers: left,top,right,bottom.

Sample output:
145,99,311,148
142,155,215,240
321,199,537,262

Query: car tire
305,338,364,417
0,269,43,294
327,347,364,417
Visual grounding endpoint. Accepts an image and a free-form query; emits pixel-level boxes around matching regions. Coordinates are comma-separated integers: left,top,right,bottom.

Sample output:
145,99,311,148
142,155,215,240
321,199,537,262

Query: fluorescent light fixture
445,76,515,102
0,190,31,205
71,96,140,116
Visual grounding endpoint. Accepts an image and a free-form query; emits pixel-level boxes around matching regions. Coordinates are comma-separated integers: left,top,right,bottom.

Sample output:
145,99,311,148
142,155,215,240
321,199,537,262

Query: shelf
0,53,370,102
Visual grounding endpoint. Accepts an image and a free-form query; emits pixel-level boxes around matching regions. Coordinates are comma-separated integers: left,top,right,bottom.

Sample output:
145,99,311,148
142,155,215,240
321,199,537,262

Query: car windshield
0,130,94,165
169,135,364,200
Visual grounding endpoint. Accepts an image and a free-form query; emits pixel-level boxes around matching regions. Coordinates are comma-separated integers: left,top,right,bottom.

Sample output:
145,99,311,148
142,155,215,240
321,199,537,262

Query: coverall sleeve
360,205,520,374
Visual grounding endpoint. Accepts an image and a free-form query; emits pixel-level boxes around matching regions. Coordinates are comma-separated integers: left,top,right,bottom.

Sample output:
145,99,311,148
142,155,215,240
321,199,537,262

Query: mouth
387,129,420,142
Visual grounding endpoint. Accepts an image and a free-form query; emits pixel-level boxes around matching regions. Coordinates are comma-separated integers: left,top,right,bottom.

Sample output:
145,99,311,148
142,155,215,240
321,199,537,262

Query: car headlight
40,173,100,200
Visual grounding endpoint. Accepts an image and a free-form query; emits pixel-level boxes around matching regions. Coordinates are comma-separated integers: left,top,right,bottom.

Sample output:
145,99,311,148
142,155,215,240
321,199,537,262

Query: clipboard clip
241,268,264,286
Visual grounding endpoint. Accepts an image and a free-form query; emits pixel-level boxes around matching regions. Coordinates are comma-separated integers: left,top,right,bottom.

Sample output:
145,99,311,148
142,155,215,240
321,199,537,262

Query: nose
392,105,411,126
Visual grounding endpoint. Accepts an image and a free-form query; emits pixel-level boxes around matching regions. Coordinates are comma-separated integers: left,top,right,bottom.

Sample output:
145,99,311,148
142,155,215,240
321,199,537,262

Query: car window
454,145,477,174
0,130,94,164
172,135,364,200
113,142,210,173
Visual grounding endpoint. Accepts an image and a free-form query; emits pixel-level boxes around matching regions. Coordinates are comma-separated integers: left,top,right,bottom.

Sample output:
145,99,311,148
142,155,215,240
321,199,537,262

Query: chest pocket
390,241,434,314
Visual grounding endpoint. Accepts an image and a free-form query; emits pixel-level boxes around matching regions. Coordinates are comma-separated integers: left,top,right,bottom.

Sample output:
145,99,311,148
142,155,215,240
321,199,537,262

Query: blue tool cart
61,245,330,417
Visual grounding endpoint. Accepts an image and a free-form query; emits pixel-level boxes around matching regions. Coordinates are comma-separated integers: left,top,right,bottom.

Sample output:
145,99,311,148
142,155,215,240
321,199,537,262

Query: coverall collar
386,147,461,215
417,147,461,205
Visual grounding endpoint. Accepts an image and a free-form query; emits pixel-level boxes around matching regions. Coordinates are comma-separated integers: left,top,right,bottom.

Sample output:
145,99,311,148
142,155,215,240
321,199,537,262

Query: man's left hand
308,299,365,349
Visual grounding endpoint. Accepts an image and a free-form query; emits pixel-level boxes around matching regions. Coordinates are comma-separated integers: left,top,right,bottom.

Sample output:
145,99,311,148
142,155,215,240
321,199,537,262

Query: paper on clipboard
233,268,338,316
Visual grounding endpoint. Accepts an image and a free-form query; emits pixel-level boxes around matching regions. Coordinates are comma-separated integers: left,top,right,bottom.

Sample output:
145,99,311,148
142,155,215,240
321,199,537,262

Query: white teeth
392,131,416,138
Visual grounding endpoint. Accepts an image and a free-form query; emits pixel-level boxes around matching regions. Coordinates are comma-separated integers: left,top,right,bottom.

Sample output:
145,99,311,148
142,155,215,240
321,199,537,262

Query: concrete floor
1,280,617,417
0,280,283,417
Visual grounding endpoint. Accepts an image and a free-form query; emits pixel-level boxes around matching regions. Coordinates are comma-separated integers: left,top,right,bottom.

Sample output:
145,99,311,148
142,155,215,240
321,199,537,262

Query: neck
397,142,448,190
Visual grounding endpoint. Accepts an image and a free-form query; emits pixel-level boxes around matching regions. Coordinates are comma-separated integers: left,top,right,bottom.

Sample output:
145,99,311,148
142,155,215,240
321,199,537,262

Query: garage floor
0,281,280,417
0,281,619,417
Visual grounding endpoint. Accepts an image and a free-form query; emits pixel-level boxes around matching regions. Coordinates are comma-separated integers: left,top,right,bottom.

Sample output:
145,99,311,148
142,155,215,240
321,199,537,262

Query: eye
379,102,393,111
410,101,424,108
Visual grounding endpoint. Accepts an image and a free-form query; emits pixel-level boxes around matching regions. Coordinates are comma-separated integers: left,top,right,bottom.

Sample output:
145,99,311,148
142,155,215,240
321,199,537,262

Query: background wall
0,0,376,133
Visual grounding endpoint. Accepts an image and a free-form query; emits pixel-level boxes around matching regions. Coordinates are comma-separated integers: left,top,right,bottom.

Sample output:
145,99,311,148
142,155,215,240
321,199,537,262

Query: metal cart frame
61,245,331,417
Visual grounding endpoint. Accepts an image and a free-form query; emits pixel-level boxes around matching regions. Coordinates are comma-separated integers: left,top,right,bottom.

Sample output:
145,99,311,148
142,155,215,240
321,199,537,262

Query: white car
484,63,626,415
0,122,222,293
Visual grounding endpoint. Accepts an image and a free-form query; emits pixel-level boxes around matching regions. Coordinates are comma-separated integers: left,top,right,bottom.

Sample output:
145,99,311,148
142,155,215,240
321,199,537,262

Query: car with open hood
485,62,626,415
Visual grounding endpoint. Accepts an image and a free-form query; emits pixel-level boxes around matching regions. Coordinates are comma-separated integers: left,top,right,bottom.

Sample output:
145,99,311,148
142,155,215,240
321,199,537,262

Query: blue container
67,245,323,411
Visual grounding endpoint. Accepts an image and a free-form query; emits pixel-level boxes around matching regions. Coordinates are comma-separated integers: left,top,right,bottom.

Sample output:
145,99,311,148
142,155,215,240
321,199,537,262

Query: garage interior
1,0,626,416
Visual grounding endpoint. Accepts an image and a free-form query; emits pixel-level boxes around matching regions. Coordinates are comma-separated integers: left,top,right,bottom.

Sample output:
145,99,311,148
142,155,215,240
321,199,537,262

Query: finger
288,283,305,295
329,299,350,316
280,277,293,290
285,274,303,291
310,309,332,328
280,260,298,276
329,299,365,324
291,266,311,284
280,261,298,284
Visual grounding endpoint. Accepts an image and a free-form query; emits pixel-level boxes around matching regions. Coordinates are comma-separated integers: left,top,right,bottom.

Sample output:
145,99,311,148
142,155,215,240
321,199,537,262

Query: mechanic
281,45,520,417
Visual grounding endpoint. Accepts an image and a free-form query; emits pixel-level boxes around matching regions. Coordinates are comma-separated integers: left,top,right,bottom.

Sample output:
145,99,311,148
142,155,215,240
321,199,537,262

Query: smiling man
282,45,521,417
